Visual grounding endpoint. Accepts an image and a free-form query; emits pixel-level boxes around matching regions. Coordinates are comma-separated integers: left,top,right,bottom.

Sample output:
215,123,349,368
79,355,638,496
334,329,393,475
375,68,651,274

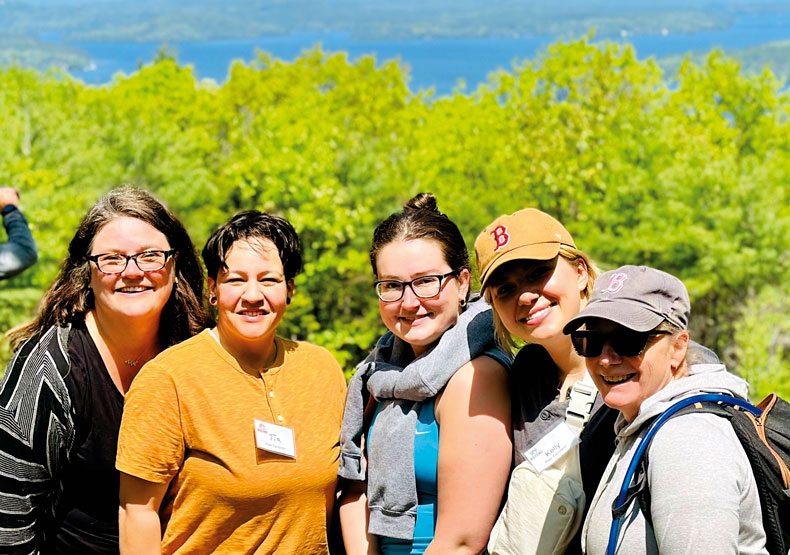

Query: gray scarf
338,297,511,539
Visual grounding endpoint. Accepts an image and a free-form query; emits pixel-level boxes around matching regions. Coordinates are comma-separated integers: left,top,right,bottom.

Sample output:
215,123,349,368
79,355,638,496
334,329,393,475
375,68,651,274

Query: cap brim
563,300,665,334
480,242,562,290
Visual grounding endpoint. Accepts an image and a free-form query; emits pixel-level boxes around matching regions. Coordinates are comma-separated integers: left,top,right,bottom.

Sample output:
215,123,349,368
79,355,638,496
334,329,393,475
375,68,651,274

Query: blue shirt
371,398,439,555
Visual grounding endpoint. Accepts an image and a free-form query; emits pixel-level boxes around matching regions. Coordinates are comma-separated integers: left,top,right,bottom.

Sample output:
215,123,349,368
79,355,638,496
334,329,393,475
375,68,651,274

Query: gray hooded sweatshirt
582,363,768,555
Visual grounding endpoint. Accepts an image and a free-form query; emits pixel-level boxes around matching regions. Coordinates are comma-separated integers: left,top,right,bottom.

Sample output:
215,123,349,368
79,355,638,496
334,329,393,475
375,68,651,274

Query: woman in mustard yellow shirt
117,211,347,554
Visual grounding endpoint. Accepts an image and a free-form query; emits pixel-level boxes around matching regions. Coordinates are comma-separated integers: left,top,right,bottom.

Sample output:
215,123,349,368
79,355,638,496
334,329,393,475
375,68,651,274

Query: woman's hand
427,355,512,555
119,472,170,555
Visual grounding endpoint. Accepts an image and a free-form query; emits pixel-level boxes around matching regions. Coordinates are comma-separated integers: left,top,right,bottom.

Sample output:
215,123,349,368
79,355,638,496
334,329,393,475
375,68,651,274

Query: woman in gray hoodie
564,265,768,555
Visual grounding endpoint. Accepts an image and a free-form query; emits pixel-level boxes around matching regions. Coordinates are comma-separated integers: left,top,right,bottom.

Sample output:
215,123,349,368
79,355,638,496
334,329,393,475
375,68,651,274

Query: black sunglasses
570,329,671,358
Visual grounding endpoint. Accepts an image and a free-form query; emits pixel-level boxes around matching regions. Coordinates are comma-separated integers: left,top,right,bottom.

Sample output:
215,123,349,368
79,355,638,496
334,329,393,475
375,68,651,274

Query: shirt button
540,410,551,421
269,391,274,397
277,415,284,422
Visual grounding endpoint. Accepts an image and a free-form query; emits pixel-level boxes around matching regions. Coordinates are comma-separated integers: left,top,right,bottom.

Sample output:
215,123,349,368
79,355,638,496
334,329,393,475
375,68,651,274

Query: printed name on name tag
254,419,296,459
524,422,579,473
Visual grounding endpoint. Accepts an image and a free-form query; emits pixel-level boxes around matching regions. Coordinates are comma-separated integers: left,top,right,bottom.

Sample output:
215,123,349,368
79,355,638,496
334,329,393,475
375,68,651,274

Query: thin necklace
86,310,158,369
121,343,156,367
105,333,157,367
124,355,142,367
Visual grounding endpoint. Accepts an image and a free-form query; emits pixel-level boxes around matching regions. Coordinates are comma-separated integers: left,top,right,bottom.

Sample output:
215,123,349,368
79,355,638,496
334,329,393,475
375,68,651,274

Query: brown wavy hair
8,187,212,350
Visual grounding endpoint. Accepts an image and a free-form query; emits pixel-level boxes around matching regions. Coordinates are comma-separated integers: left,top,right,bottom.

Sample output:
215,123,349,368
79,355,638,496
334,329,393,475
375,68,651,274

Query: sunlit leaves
1,38,789,390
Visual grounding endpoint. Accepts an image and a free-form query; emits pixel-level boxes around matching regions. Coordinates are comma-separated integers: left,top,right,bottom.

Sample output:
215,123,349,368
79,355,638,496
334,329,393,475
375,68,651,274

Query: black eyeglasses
570,329,671,358
87,249,176,275
374,272,459,302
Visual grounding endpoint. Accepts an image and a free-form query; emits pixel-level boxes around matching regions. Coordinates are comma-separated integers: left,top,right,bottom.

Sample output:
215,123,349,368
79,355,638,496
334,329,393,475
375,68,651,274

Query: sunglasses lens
610,331,651,357
571,332,604,357
572,330,659,358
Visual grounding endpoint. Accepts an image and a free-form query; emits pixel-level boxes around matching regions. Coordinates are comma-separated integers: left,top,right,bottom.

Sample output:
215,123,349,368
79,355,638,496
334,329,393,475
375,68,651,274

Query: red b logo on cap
491,225,510,251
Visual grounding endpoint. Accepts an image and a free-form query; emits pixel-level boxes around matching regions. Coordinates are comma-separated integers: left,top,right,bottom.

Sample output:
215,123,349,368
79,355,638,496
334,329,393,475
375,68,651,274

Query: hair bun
405,192,438,213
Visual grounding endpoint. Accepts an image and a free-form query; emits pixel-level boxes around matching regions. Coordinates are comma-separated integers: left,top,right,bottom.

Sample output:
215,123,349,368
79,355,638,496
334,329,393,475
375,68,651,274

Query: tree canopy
1,36,788,398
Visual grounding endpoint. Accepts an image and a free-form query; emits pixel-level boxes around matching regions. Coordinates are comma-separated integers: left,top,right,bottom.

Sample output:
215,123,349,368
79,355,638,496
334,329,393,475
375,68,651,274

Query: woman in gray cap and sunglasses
565,265,767,555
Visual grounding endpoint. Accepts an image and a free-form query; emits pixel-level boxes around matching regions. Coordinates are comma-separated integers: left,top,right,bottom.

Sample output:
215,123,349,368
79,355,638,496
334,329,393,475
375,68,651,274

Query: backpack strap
565,371,598,437
627,402,733,526
606,393,760,555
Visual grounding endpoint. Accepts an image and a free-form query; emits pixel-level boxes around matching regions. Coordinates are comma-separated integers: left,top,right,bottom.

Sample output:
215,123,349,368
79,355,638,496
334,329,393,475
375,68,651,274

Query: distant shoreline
2,11,788,95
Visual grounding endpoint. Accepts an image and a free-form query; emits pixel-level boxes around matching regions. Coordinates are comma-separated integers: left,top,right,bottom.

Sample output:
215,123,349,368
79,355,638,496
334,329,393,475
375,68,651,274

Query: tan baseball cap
474,208,576,290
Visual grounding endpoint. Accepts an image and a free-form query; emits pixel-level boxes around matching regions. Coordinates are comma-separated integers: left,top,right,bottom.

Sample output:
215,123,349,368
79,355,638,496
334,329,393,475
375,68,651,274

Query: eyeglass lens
97,251,169,273
376,275,443,301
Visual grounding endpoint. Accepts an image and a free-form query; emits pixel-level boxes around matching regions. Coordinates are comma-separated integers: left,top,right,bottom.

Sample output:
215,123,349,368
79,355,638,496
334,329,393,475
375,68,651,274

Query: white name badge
254,419,296,459
523,422,580,473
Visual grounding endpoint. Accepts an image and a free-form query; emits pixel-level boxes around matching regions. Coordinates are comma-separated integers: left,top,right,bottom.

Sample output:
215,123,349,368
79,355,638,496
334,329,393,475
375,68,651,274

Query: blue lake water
68,12,790,95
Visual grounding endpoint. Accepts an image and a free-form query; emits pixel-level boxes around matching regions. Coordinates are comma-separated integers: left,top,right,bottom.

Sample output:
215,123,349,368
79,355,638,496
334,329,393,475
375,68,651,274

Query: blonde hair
485,244,598,354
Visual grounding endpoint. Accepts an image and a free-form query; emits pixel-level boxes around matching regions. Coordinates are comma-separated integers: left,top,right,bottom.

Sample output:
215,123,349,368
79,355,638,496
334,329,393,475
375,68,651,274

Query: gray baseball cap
563,265,690,334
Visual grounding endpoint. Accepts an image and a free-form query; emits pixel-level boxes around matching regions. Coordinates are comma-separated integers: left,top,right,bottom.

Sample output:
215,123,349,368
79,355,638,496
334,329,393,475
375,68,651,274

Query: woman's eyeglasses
374,272,458,302
570,329,671,358
87,249,176,275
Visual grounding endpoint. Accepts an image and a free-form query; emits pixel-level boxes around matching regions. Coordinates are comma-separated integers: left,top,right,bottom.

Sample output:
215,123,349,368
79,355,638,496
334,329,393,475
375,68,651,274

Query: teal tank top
370,398,439,555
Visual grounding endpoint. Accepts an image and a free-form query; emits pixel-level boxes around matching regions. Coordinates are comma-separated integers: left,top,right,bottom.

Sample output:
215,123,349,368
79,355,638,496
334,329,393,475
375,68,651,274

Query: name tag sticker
254,419,296,459
524,422,579,473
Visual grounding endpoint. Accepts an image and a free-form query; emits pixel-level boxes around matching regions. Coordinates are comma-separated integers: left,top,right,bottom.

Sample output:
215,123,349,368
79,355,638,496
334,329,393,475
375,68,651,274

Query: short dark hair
369,193,470,298
9,187,211,350
202,210,302,282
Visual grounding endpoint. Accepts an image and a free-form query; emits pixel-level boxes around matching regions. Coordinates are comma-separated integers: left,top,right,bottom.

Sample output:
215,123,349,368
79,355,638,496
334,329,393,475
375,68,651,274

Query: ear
670,330,690,372
576,260,590,295
286,278,295,305
207,277,217,304
456,268,471,302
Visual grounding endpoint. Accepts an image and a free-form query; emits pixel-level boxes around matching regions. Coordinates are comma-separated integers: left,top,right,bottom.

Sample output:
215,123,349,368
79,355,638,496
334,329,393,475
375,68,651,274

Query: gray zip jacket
582,363,768,555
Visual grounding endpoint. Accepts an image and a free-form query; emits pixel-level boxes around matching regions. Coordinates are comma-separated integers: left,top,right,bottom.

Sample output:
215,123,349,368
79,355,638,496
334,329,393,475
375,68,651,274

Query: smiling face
88,216,175,324
375,238,470,357
488,256,588,346
208,238,293,356
584,319,689,422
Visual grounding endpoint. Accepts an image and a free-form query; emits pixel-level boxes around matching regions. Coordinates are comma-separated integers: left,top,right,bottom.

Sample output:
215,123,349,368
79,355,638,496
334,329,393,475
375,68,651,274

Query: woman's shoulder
0,324,75,443
150,329,213,363
512,343,555,372
280,337,336,359
510,343,561,399
3,324,71,384
443,354,510,404
131,330,215,385
647,411,748,472
278,338,344,377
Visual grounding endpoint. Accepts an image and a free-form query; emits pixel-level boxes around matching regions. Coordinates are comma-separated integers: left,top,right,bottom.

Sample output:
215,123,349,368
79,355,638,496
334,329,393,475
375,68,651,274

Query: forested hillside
1,37,789,398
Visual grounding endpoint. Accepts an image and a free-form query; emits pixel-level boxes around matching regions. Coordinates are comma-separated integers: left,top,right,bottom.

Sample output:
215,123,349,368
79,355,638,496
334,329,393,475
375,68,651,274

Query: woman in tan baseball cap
475,208,619,555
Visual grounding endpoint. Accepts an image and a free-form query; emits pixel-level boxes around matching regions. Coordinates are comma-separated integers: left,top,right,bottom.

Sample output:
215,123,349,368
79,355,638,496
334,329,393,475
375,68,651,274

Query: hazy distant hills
659,40,790,80
6,0,789,43
2,0,790,81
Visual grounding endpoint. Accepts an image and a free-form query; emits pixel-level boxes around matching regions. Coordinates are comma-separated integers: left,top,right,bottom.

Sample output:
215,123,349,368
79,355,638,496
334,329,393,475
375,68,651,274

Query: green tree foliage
1,35,789,394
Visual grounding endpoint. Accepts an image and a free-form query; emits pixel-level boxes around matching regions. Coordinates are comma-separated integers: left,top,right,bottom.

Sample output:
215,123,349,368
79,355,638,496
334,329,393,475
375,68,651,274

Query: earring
209,295,217,305
459,298,467,309
286,297,292,305
174,277,179,286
